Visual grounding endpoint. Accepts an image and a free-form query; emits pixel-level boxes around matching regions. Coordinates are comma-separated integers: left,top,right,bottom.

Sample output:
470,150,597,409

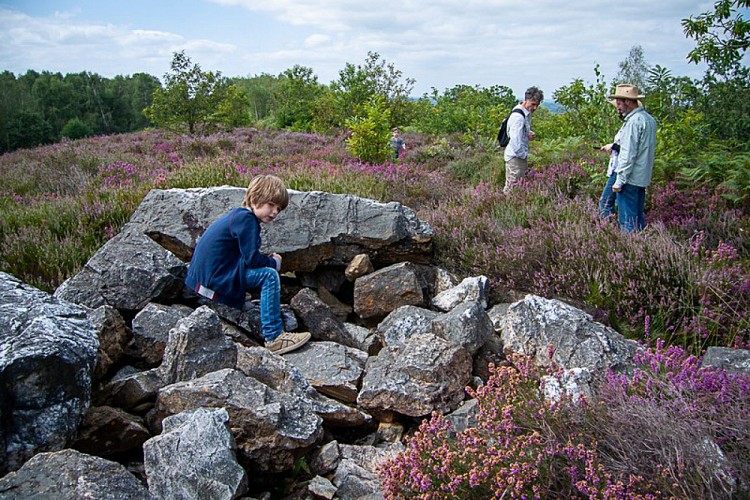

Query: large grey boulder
54,227,186,311
147,368,324,473
128,186,433,270
357,331,472,417
282,341,368,403
0,272,99,475
377,305,438,348
500,294,637,374
128,185,246,261
0,449,148,499
431,275,490,312
144,407,248,500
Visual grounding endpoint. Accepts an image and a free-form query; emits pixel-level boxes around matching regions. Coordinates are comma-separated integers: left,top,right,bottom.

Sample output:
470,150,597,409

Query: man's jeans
599,173,617,219
245,267,282,341
616,184,646,232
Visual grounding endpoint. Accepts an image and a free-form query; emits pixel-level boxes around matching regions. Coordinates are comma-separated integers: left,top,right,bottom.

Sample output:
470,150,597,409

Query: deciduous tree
682,0,750,78
615,44,650,89
144,51,231,134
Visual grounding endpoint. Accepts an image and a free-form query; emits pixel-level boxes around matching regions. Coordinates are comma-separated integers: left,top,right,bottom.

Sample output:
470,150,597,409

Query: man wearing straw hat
609,83,657,232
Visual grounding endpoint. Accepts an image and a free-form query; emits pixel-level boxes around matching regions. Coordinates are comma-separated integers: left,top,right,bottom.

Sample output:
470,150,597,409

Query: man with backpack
502,86,543,193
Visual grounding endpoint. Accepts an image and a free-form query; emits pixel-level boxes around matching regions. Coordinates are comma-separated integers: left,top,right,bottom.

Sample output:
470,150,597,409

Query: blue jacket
185,207,277,309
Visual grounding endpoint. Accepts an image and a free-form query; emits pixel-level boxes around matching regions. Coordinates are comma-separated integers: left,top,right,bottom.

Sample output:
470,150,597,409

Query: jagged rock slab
128,186,433,271
144,407,248,499
54,227,186,311
0,272,99,474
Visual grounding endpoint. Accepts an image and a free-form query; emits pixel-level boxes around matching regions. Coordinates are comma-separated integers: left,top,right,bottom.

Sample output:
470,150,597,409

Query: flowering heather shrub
648,182,750,257
428,158,750,350
379,356,657,498
430,173,695,335
381,344,750,499
589,339,750,497
98,161,141,189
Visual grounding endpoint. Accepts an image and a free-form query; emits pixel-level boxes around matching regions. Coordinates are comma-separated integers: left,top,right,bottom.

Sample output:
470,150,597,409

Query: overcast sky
0,0,732,99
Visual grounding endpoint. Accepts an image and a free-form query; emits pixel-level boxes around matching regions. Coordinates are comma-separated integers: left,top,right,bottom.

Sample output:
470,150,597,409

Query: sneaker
265,331,311,355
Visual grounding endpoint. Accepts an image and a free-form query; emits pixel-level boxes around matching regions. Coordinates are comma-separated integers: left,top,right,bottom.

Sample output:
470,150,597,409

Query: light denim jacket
503,104,531,161
614,106,657,189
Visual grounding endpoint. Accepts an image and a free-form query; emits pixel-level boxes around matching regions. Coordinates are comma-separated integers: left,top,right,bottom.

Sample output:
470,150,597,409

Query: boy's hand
271,252,282,269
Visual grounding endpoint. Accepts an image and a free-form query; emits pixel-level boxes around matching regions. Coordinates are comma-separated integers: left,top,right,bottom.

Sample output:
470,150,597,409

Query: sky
0,0,729,100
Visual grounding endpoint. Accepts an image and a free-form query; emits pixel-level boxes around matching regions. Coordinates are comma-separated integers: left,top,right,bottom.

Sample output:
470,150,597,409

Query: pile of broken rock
2,186,746,499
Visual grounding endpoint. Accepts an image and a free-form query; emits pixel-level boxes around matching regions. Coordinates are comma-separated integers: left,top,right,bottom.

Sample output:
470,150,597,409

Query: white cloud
0,1,715,96
304,33,331,48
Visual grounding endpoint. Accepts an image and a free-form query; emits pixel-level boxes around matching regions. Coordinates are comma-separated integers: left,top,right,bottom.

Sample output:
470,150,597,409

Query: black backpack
497,108,525,147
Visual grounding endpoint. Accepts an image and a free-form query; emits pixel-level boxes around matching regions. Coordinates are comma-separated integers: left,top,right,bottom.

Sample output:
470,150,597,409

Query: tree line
0,70,160,153
1,0,747,161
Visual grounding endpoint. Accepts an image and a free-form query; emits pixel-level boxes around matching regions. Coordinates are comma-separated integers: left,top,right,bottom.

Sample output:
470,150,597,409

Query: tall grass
0,128,747,351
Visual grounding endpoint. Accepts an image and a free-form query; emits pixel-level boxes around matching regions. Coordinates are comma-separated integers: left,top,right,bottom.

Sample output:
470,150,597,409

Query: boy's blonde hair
242,175,289,210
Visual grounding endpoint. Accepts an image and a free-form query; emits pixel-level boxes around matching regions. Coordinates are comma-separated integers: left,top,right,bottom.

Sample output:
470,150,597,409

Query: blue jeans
599,173,617,219
616,184,646,232
245,267,282,341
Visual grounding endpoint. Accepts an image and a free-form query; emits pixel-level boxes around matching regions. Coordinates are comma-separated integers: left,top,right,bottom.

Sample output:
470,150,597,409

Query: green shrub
61,117,93,140
345,96,392,164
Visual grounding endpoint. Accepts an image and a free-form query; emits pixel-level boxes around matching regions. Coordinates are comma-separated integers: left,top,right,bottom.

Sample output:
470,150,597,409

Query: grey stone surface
0,272,99,474
357,331,472,417
377,305,438,348
283,341,367,403
129,302,194,366
148,368,323,473
701,347,750,374
128,187,433,271
144,407,248,500
54,227,186,311
431,300,494,355
500,294,638,374
0,449,148,499
431,275,490,312
291,287,359,348
158,305,237,385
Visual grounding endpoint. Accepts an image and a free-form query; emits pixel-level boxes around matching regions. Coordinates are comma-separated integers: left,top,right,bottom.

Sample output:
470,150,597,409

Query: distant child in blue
389,127,406,162
185,174,310,354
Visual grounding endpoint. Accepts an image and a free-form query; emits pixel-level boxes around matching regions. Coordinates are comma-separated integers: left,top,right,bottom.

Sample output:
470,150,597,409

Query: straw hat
609,84,645,101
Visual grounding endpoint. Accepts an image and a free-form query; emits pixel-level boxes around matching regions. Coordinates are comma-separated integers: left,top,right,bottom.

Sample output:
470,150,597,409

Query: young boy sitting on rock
185,175,311,354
